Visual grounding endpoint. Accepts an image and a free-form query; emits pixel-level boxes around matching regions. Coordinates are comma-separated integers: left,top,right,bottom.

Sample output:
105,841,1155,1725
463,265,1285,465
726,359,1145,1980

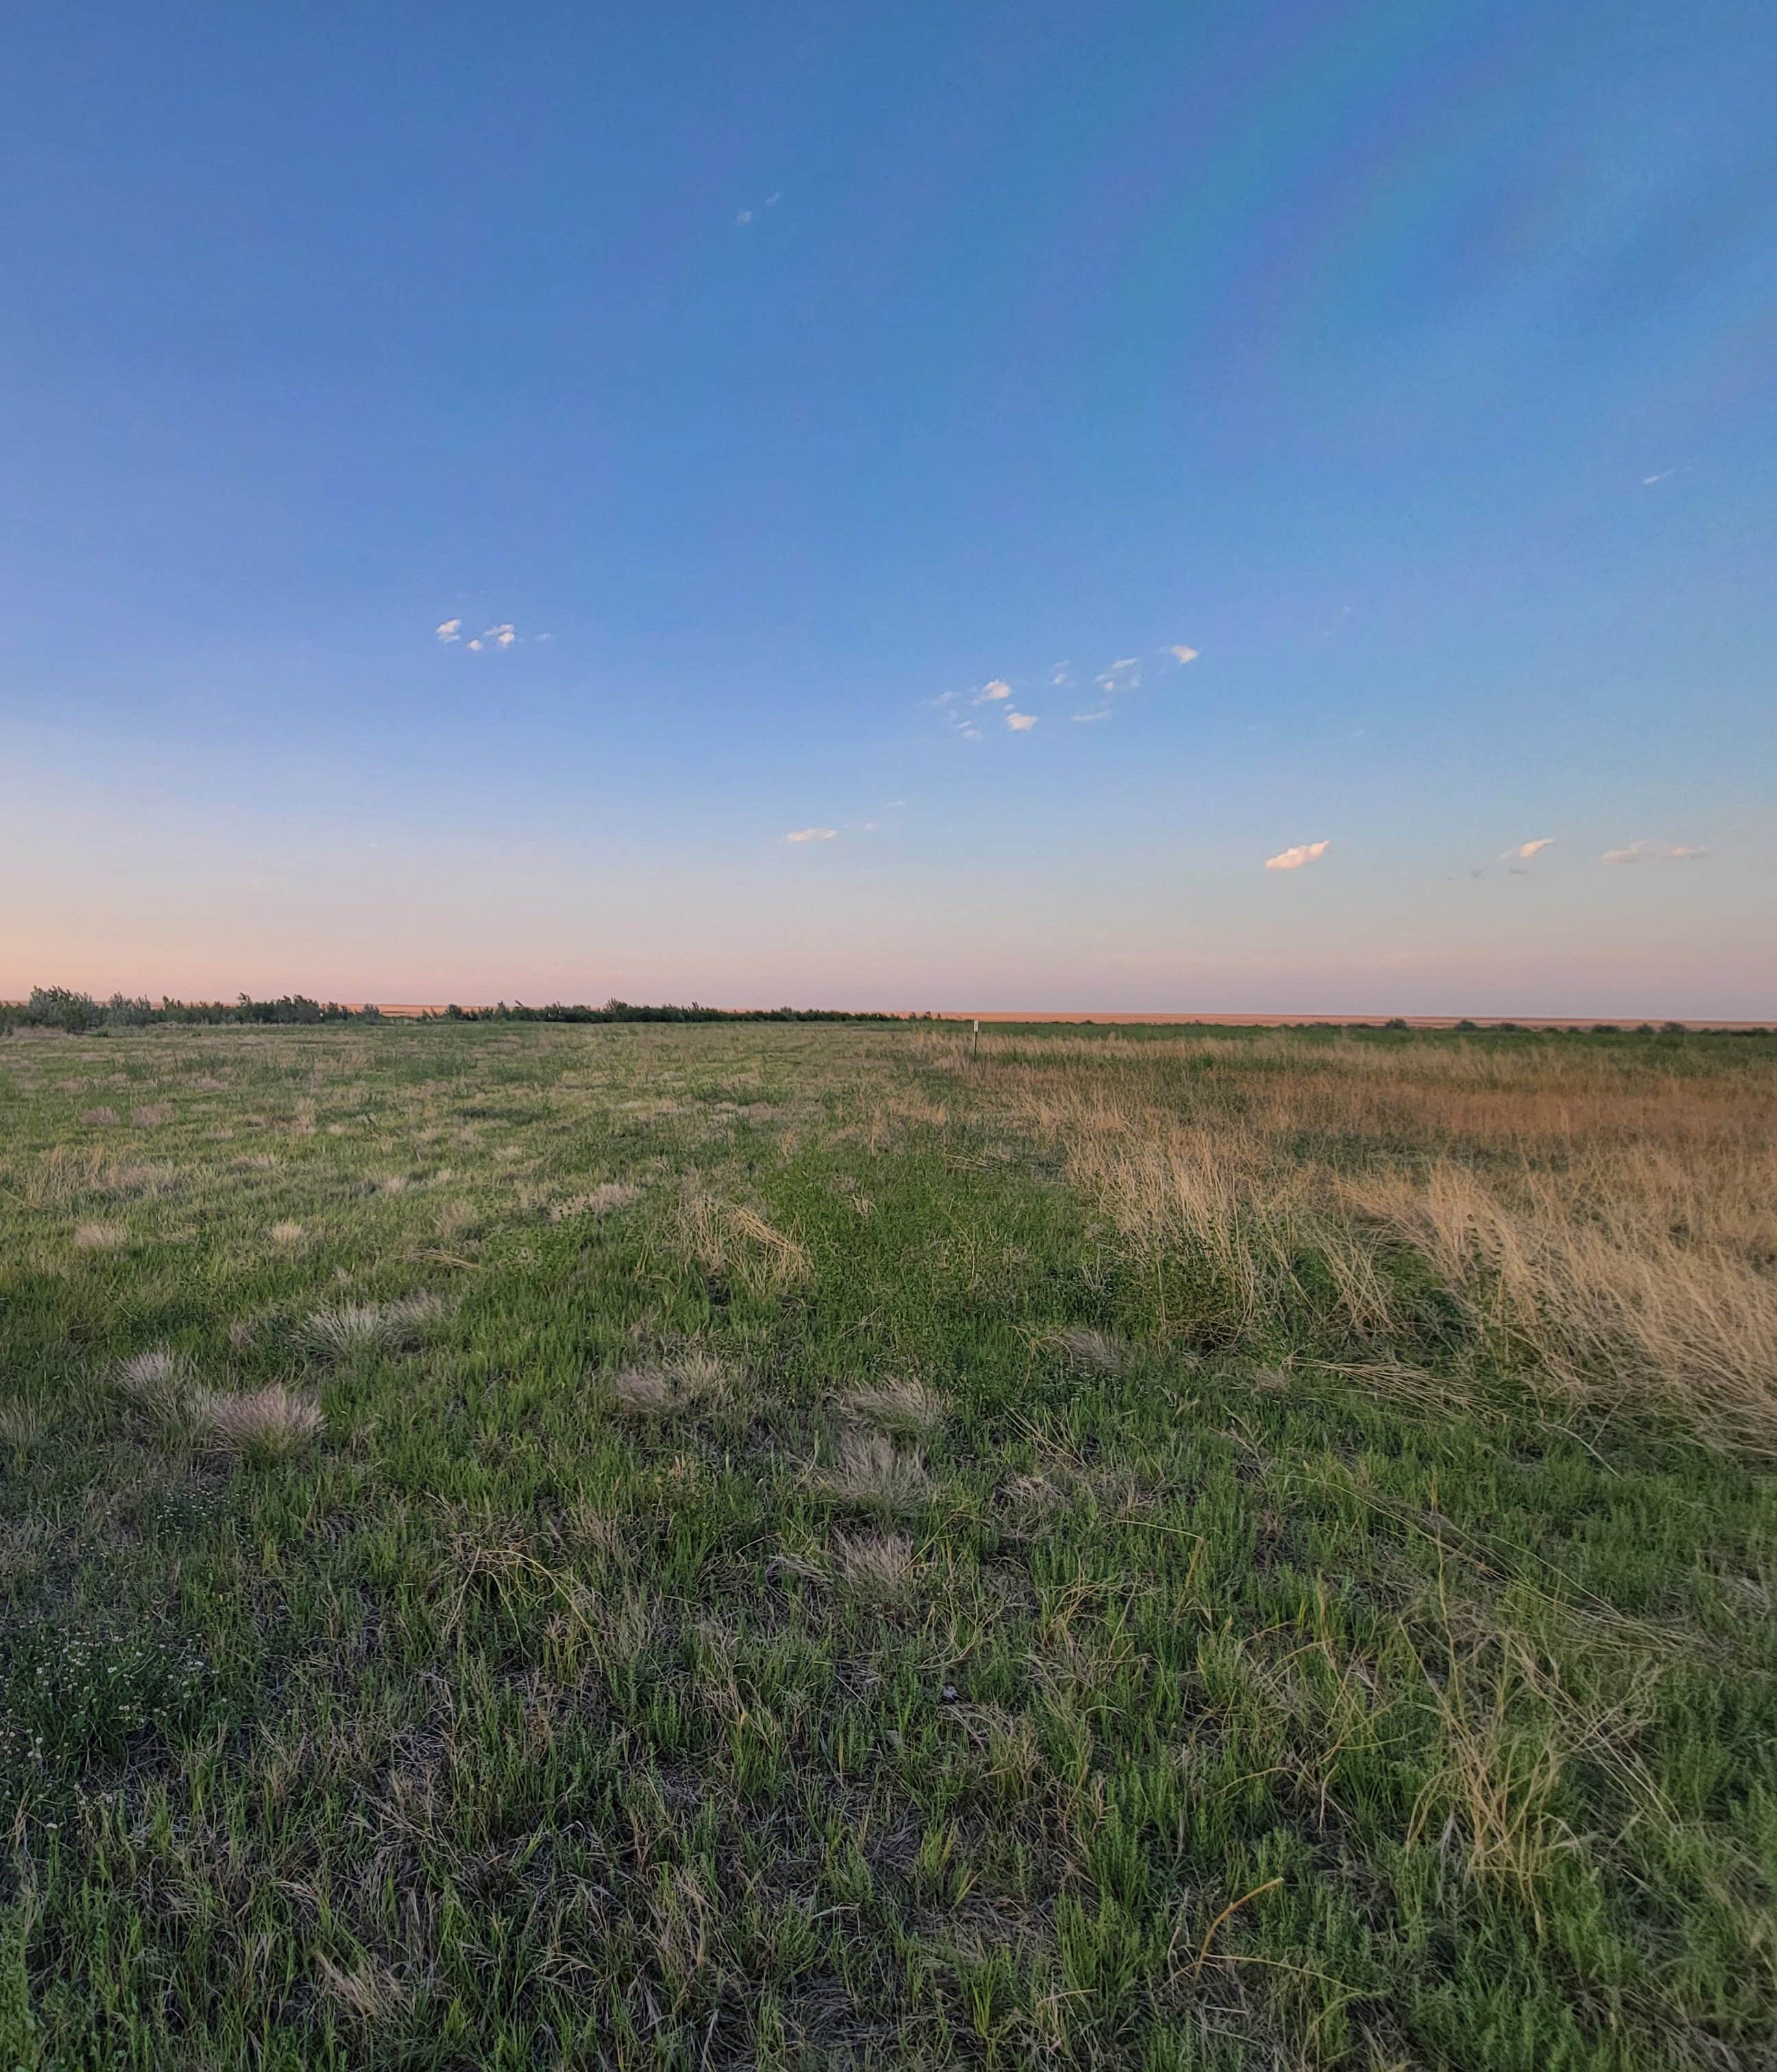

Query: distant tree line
4,988,1765,1037
3,988,377,1032
1,987,921,1033
427,1000,911,1024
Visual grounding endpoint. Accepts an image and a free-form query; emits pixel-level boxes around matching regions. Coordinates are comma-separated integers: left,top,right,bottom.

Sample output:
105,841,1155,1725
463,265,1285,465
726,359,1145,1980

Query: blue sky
3,0,1774,1012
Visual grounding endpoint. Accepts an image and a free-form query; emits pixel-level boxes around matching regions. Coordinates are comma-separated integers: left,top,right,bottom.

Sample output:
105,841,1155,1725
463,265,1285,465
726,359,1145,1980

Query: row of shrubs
2,988,912,1033
3,988,377,1033
428,1000,907,1024
7,988,1766,1038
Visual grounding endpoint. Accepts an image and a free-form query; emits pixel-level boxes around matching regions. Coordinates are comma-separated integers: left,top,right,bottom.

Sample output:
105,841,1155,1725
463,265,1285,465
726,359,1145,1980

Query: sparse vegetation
2,1015,1774,2069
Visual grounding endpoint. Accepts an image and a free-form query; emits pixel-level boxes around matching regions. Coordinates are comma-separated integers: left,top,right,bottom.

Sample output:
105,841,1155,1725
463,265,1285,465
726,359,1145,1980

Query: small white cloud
960,723,983,739
1050,662,1073,687
786,827,837,843
467,637,484,652
1602,839,1706,865
1641,470,1674,486
435,618,462,643
1071,708,1112,724
1005,711,1038,731
1096,657,1142,693
484,624,517,648
882,798,907,809
1264,839,1331,872
534,631,553,642
765,191,782,207
1167,644,1200,665
736,210,753,225
1502,837,1555,862
976,679,1012,703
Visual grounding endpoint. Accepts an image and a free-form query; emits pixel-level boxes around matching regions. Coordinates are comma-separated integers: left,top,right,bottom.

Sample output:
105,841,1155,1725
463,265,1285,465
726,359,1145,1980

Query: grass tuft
72,1220,128,1252
297,1292,445,1357
197,1384,324,1458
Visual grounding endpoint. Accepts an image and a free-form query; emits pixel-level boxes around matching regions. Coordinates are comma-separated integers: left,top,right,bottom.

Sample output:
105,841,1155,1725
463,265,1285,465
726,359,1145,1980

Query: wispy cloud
1641,470,1674,486
1005,711,1038,732
451,619,525,652
1502,837,1555,862
786,827,837,844
736,193,781,227
975,679,1012,703
1071,708,1112,724
1264,839,1330,872
1602,839,1706,865
1167,644,1199,665
1096,656,1141,694
736,210,753,225
930,688,987,741
1050,661,1072,688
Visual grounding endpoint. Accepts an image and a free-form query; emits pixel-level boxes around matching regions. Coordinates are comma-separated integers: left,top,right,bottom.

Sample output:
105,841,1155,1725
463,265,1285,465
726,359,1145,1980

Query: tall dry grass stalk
943,1033,1777,1450
671,1190,810,1294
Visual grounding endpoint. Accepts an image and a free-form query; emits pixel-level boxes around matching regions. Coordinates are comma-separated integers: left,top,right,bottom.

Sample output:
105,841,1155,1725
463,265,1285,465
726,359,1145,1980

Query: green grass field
2,1020,1773,2069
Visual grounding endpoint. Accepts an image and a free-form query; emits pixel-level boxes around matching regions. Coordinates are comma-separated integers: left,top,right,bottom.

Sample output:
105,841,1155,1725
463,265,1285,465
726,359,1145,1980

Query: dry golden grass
812,1425,931,1510
549,1181,643,1220
832,1529,919,1603
606,1346,734,1418
670,1190,810,1294
838,1376,947,1435
71,1221,129,1253
0,1405,46,1448
113,1347,196,1413
950,1031,1777,1449
1041,1324,1130,1373
199,1385,325,1457
298,1293,445,1357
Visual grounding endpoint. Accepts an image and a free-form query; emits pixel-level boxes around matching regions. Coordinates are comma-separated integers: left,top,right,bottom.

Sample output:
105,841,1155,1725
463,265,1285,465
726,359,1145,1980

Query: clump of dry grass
73,1220,129,1252
839,1377,947,1436
113,1348,205,1433
199,1385,325,1458
550,1181,643,1220
1043,1325,1129,1373
114,1342,323,1458
673,1190,810,1294
606,1346,734,1418
129,1103,173,1129
299,1293,446,1357
80,1105,118,1125
269,1220,306,1246
812,1426,931,1512
832,1530,919,1604
115,1346,193,1403
0,1404,46,1448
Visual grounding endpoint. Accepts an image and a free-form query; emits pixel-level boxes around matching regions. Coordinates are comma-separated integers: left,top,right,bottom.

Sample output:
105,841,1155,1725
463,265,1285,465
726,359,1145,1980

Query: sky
3,0,1774,1015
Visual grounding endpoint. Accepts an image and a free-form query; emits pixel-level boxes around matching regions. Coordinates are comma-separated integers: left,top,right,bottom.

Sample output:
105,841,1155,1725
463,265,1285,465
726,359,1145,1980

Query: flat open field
2,1020,1774,2069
